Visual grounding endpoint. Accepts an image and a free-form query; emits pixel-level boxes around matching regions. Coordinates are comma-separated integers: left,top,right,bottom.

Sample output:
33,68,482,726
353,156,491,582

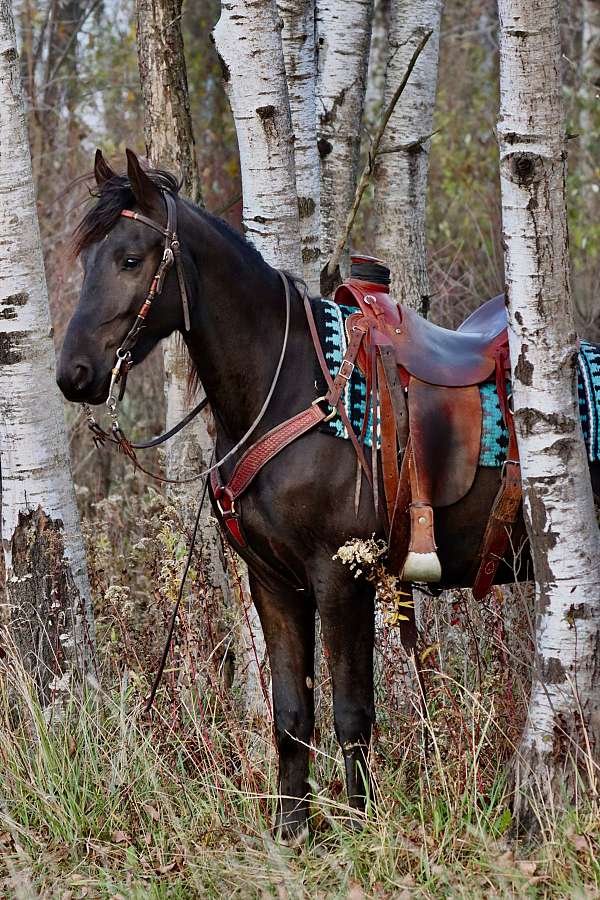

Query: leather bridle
106,192,191,411
81,189,294,484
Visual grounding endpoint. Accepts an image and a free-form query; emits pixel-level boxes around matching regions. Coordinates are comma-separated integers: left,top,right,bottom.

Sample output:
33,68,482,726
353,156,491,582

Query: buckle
312,395,337,422
214,485,236,517
338,359,355,381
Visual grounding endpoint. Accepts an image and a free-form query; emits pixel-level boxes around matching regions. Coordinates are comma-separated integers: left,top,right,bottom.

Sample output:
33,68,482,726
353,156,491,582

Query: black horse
57,151,600,841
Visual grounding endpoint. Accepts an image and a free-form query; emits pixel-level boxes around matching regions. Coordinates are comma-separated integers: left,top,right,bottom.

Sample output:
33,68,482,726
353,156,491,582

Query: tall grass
1,580,599,898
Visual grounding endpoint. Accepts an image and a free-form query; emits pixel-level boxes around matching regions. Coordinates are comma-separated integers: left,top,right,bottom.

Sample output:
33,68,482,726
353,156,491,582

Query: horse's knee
334,702,374,748
275,706,313,754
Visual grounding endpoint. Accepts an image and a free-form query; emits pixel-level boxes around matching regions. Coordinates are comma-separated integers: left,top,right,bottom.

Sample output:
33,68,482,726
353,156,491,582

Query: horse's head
57,149,189,404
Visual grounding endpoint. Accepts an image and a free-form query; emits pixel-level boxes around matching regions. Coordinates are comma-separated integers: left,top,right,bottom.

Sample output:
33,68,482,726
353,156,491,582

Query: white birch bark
364,0,391,123
316,0,373,292
497,0,600,830
278,0,321,294
136,0,266,717
0,0,95,710
213,0,302,274
373,0,443,315
577,0,600,321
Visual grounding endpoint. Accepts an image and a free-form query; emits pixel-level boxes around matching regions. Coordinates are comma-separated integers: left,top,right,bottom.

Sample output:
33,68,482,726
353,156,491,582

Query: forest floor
0,642,598,898
0,486,598,898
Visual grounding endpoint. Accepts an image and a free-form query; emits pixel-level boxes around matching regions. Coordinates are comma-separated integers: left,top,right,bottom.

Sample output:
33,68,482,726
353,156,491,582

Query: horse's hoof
401,551,442,583
276,823,309,848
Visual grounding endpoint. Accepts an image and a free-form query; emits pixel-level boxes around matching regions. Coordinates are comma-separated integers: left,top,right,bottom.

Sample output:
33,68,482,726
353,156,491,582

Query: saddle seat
336,281,509,387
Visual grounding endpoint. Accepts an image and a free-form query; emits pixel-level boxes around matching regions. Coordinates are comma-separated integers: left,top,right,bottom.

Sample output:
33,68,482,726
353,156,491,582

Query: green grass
0,653,598,899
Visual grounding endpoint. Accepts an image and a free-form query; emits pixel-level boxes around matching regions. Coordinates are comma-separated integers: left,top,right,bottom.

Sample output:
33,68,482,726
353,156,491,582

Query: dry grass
0,492,599,898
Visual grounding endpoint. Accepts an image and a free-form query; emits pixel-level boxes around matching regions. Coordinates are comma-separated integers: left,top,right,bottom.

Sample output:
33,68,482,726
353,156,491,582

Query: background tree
213,0,302,273
0,0,95,709
135,0,266,716
373,0,444,316
316,0,373,292
497,0,600,831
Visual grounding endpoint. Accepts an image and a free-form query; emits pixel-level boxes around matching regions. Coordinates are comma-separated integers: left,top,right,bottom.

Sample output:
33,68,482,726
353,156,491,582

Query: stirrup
400,503,442,583
401,551,442,583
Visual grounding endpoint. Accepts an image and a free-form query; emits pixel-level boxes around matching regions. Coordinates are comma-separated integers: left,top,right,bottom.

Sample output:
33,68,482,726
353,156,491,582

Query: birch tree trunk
213,0,302,274
373,0,443,316
0,0,95,711
497,0,600,832
577,0,600,322
316,0,373,293
136,0,266,719
278,0,321,294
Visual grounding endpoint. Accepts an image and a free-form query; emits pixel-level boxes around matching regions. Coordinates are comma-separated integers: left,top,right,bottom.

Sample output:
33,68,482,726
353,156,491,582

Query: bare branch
325,27,432,279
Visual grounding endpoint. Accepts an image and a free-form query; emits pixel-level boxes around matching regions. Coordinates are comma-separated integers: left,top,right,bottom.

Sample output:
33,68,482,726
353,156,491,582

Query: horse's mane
73,168,266,270
72,169,180,256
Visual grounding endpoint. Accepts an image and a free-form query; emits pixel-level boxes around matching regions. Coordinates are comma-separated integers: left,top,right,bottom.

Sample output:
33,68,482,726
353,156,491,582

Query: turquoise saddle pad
311,297,600,466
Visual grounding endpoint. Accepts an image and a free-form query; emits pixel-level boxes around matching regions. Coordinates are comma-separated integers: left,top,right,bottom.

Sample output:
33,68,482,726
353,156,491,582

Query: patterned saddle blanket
312,297,600,466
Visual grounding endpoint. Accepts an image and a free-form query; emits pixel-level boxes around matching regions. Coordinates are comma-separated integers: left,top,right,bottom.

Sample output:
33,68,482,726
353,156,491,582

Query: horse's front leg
314,561,376,825
248,572,315,843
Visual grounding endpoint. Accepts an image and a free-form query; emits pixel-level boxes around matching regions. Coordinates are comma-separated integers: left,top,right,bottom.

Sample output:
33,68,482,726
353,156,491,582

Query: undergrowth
0,480,598,898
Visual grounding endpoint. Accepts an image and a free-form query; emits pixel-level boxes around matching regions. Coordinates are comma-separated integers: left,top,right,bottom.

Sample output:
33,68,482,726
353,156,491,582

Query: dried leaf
111,830,130,845
143,803,160,822
517,860,537,876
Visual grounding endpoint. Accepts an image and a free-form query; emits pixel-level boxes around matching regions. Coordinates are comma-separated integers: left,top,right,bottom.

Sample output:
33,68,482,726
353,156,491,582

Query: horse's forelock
72,169,180,257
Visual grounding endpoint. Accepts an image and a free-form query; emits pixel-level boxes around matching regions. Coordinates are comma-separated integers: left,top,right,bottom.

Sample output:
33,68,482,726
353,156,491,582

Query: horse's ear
94,149,116,186
125,148,162,215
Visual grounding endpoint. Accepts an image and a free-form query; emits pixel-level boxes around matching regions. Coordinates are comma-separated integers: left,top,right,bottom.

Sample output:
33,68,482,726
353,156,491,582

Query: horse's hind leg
315,565,375,823
248,572,315,842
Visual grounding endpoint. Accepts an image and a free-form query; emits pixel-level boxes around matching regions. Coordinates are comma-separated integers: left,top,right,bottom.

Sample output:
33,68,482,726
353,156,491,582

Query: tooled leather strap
472,350,522,599
302,290,373,487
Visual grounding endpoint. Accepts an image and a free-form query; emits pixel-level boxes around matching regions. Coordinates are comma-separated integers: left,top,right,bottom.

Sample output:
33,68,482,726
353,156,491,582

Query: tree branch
325,28,433,279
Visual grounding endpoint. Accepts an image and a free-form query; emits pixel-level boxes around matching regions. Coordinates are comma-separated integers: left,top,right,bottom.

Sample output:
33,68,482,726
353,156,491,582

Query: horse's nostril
72,361,93,392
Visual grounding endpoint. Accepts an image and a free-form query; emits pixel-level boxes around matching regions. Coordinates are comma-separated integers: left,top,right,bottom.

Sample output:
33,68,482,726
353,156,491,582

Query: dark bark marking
518,407,573,438
256,105,275,121
215,49,230,82
1,291,28,306
0,308,17,320
318,138,333,158
508,151,542,187
2,48,17,64
298,197,316,219
543,656,567,683
0,331,26,365
515,344,534,385
302,247,320,263
527,490,558,596
8,507,82,704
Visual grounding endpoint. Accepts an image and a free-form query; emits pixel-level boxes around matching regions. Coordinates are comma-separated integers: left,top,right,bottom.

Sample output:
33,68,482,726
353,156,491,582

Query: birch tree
136,0,266,718
373,0,443,316
497,0,600,831
213,0,302,274
278,0,321,294
316,0,373,293
0,0,95,709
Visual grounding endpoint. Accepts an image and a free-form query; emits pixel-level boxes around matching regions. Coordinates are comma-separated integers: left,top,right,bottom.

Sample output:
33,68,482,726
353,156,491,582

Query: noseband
106,191,191,411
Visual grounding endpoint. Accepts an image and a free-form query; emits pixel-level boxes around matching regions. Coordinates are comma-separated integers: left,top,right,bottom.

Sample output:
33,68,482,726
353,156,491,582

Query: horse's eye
123,257,142,270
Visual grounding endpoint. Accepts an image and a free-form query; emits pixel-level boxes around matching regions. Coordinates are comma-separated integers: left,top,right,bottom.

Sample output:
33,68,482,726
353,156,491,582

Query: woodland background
0,0,599,896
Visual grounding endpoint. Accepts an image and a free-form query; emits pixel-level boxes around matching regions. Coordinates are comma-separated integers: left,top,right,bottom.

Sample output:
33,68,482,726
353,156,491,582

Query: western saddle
212,256,521,600
332,255,520,595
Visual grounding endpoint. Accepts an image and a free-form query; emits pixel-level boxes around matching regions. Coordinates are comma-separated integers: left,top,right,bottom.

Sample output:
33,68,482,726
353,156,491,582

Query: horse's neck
182,210,316,445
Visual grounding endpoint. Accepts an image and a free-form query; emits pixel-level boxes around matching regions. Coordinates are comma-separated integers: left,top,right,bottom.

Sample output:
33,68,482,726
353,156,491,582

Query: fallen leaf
143,803,160,822
517,860,537,876
111,830,130,845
